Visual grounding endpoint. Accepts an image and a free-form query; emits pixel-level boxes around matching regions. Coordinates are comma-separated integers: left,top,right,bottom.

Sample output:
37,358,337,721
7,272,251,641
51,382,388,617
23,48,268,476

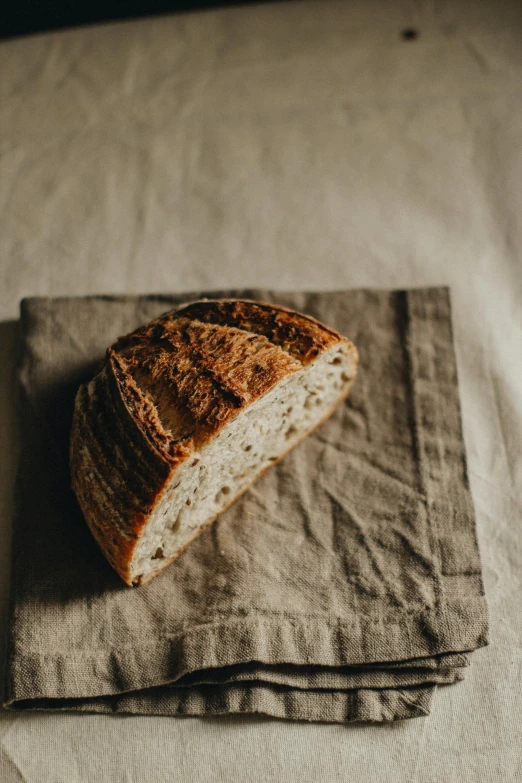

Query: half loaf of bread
70,299,358,585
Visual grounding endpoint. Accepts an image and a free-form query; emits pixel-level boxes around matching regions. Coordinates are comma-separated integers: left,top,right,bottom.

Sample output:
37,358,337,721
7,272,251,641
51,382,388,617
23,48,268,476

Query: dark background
3,0,285,39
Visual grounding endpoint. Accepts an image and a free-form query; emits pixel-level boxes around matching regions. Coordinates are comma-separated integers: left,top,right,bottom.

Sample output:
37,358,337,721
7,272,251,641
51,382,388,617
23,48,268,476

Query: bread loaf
70,299,358,585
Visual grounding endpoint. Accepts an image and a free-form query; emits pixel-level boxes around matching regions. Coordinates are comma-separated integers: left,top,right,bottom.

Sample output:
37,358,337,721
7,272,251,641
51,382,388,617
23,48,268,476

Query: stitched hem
4,600,487,704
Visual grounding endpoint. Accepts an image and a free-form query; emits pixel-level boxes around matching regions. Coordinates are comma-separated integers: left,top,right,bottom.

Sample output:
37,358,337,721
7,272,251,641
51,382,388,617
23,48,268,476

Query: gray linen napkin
3,288,489,722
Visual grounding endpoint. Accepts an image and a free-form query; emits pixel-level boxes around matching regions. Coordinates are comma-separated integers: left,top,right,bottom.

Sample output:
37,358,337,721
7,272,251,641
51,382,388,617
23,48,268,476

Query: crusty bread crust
70,299,358,585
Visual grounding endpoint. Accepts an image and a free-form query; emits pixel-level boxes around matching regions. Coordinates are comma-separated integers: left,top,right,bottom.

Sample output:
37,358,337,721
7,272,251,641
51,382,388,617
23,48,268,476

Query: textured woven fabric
3,287,488,722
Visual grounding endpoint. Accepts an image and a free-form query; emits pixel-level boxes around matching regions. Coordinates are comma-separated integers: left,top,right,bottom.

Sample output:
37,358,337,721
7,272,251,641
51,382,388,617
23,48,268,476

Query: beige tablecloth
0,1,521,780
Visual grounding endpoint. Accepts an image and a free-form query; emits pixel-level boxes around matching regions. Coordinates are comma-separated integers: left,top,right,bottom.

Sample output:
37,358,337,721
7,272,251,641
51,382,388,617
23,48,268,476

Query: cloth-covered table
1,1,521,781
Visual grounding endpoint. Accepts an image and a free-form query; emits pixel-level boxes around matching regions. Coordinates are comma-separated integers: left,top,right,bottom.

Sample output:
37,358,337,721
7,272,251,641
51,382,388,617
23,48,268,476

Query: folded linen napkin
3,288,489,722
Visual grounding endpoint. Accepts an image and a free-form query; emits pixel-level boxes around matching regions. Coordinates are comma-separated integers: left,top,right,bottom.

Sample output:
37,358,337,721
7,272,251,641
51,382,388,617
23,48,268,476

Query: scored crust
70,299,358,584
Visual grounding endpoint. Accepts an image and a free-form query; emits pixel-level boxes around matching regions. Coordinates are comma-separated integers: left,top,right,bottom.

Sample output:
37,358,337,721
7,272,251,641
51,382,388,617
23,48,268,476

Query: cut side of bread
70,299,358,585
131,341,356,583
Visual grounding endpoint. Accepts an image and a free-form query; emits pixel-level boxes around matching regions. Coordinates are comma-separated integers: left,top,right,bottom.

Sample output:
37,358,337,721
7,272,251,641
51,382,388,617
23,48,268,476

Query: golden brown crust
70,299,356,585
168,299,341,364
